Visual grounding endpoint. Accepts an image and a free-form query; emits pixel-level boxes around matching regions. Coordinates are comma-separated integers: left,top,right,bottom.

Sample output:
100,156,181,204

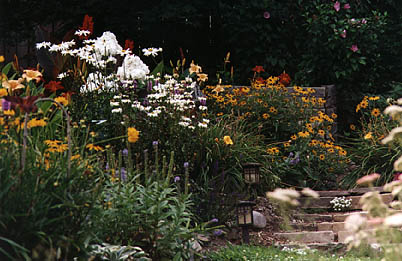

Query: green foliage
89,243,150,260
206,244,381,261
343,96,400,187
88,153,195,261
0,108,103,259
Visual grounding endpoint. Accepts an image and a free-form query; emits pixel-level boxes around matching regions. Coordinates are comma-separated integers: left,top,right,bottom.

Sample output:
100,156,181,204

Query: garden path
203,187,395,254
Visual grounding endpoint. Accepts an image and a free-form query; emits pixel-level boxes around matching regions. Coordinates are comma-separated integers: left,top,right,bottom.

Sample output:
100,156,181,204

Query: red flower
124,39,134,51
279,71,291,86
4,95,42,113
45,81,64,92
252,66,265,73
79,15,94,40
61,91,75,102
255,77,265,84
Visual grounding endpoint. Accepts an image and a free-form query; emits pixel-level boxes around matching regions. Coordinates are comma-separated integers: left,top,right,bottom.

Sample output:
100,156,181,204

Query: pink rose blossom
263,11,270,19
350,44,359,52
340,29,347,38
334,1,340,12
343,3,351,9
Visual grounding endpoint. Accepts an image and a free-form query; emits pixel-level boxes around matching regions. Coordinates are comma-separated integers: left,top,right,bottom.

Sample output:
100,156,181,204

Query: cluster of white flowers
281,246,308,255
36,30,151,92
117,55,149,81
81,72,119,93
129,76,209,130
330,196,352,212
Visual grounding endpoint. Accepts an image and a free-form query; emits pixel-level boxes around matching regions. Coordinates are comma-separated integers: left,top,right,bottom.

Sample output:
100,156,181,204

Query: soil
201,196,289,253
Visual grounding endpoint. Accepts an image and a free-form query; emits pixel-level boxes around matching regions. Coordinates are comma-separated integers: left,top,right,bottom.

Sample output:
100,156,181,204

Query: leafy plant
343,96,400,187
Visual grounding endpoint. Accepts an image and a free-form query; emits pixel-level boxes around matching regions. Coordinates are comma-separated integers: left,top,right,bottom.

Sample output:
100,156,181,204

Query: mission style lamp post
242,162,262,200
236,200,256,244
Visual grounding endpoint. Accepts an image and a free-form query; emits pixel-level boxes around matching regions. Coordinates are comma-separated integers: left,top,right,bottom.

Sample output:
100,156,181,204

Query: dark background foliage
2,0,402,131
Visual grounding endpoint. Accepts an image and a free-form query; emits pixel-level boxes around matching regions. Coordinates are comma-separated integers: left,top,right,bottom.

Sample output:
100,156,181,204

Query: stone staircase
273,187,395,251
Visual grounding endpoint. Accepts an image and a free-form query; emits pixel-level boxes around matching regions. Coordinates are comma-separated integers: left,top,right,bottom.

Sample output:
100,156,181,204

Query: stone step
273,231,335,244
293,213,333,222
300,187,385,198
333,210,402,222
333,211,369,222
338,229,377,243
317,218,385,233
300,193,393,209
290,222,317,231
317,222,345,233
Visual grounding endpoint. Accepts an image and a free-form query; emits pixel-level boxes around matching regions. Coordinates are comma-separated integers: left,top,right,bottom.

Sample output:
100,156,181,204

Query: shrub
204,71,348,189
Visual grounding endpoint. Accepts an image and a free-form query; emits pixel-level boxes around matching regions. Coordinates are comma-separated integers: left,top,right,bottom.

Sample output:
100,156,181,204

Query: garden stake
21,112,29,171
162,155,167,179
153,142,159,180
126,139,133,175
165,151,174,187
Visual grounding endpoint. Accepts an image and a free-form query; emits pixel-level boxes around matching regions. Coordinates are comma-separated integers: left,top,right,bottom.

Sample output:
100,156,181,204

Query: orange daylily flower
2,78,25,91
22,69,42,83
197,73,208,82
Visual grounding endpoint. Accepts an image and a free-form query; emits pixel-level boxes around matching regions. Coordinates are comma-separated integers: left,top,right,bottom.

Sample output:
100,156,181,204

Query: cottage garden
2,2,402,260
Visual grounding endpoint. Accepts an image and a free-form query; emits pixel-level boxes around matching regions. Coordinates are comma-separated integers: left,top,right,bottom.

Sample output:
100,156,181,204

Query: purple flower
199,97,206,106
340,29,347,38
105,163,110,170
343,3,350,9
122,148,128,157
263,11,270,19
147,80,153,91
334,1,340,12
1,99,11,111
174,176,180,183
361,18,367,24
119,167,127,181
350,44,359,52
213,229,223,236
184,162,189,168
289,156,300,165
152,140,158,146
210,218,218,223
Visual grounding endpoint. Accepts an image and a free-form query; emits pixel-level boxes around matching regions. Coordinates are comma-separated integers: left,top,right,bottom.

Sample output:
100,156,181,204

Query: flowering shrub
0,61,107,259
330,196,352,212
204,70,348,189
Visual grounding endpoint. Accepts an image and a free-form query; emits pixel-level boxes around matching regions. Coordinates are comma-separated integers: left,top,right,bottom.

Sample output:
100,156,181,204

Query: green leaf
151,61,165,76
1,62,12,76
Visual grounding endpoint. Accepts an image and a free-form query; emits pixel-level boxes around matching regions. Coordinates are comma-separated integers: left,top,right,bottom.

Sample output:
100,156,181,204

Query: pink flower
361,18,367,24
263,11,270,19
350,44,358,52
340,29,347,38
334,1,340,12
343,3,351,9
